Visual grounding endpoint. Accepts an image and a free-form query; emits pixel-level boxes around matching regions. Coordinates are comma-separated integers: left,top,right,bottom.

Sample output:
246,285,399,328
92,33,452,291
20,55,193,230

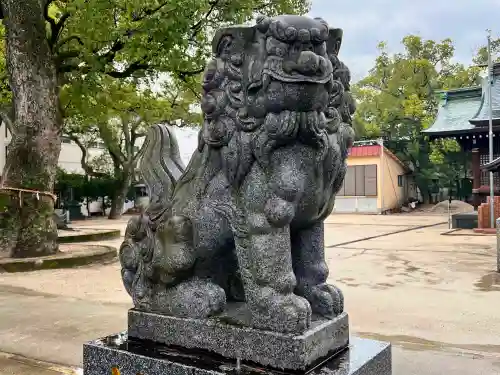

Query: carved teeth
285,27,297,41
310,28,321,42
298,29,311,42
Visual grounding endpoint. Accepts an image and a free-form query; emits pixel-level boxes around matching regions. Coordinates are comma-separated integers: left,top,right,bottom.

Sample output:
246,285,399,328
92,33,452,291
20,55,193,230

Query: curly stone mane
172,17,355,198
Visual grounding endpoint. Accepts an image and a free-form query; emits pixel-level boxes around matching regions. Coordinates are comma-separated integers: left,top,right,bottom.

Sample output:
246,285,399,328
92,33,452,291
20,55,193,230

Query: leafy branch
131,1,174,22
67,134,109,178
43,0,71,49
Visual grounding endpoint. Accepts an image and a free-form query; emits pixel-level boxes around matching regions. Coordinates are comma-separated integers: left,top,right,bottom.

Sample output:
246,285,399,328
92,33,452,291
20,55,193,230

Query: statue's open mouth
262,56,333,84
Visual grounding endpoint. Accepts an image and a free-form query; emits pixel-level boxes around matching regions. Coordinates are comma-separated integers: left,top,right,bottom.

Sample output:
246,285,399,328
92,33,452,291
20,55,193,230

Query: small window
61,136,72,144
397,175,404,187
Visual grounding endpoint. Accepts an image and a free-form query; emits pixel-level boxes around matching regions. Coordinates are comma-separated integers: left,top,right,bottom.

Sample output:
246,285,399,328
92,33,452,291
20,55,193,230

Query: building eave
481,156,500,172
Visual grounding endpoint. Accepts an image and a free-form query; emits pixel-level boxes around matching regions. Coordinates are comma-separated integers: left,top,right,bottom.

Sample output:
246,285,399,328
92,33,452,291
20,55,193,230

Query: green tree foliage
49,0,310,92
64,77,201,218
353,36,482,202
1,0,311,122
55,168,87,202
55,168,120,215
473,35,500,66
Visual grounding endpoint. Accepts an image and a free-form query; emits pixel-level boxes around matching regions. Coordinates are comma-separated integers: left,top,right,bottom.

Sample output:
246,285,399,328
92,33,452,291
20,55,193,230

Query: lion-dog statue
119,14,356,335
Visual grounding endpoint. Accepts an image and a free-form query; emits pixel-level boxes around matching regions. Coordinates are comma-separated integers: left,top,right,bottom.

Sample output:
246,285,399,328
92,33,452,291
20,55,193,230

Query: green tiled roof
423,87,482,135
481,156,500,172
470,64,500,125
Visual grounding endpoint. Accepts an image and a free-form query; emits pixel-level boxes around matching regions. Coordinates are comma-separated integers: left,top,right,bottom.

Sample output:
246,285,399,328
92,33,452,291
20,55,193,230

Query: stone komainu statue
119,15,356,335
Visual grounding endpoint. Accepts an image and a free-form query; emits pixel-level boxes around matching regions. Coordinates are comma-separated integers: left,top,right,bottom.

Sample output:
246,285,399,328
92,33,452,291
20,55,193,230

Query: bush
55,169,117,205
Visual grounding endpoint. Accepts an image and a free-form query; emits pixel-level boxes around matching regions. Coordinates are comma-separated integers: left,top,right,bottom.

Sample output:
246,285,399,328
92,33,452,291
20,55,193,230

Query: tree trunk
108,176,131,220
0,0,62,257
422,191,431,205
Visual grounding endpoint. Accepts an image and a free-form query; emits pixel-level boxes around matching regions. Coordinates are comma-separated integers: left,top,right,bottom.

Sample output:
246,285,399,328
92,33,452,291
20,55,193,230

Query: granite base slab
83,333,391,375
127,308,349,370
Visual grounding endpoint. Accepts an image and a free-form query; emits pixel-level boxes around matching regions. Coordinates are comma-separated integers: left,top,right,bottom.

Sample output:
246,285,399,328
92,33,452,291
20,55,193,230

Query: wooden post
472,148,481,209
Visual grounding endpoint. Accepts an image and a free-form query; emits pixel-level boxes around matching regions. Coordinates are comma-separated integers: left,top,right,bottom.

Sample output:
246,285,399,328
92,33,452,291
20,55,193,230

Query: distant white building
0,122,106,175
0,122,199,176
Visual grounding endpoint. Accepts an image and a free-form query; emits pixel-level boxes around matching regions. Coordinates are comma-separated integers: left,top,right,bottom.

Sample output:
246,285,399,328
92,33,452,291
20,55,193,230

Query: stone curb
0,245,117,273
58,229,121,244
441,229,496,236
327,221,447,248
0,351,82,374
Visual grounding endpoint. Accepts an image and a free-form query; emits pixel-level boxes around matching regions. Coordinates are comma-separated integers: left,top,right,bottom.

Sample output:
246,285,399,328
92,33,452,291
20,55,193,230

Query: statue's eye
266,38,288,57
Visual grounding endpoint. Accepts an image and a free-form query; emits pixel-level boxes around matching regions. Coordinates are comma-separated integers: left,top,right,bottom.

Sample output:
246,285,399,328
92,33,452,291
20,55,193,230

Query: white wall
0,122,8,172
0,122,200,175
58,140,105,174
0,122,106,174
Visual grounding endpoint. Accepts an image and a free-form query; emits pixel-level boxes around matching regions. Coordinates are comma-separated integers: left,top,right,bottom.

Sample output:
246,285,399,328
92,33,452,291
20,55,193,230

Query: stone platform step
83,333,391,375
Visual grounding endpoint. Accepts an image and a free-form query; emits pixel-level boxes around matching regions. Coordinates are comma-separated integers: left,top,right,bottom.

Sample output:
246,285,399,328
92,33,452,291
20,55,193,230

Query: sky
174,1,500,160
308,0,500,81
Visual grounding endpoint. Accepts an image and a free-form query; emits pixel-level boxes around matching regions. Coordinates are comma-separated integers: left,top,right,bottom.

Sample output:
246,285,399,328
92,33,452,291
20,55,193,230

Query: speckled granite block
83,333,391,375
127,309,349,370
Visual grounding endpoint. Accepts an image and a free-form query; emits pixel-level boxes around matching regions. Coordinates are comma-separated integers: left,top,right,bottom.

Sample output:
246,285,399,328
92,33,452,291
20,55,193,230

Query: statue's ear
212,26,255,57
327,28,343,56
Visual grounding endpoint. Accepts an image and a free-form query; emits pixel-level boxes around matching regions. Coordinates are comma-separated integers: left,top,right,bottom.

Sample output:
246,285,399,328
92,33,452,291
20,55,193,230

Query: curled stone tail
140,124,185,213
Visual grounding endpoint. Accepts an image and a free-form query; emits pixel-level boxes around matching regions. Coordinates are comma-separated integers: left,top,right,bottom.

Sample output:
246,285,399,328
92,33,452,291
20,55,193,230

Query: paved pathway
0,214,499,374
0,352,81,375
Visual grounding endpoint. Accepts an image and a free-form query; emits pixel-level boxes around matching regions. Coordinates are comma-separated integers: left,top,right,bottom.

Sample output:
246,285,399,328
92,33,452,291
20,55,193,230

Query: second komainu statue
119,14,356,335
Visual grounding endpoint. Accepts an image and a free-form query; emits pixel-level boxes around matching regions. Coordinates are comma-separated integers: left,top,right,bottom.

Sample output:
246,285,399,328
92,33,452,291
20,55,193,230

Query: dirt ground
0,214,499,374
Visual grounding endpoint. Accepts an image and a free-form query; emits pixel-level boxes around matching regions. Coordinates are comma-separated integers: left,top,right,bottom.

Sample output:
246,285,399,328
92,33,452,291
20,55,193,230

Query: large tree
353,36,481,203
0,1,62,257
0,0,310,257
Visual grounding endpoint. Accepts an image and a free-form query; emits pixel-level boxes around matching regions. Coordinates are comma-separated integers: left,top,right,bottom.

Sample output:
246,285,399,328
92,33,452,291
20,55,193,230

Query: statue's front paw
152,279,226,318
251,288,312,334
306,283,344,318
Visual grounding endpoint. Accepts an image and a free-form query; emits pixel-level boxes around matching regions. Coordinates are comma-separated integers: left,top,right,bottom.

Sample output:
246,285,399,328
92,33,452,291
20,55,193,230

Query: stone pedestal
83,309,391,375
83,333,391,375
127,308,349,370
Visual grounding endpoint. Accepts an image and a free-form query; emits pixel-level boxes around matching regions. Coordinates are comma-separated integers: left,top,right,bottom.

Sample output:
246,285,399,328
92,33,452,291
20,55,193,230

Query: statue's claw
302,283,344,319
250,287,312,334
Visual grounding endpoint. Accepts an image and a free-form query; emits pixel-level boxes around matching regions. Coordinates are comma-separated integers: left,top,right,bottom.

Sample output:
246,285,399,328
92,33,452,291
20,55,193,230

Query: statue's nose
296,51,320,75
